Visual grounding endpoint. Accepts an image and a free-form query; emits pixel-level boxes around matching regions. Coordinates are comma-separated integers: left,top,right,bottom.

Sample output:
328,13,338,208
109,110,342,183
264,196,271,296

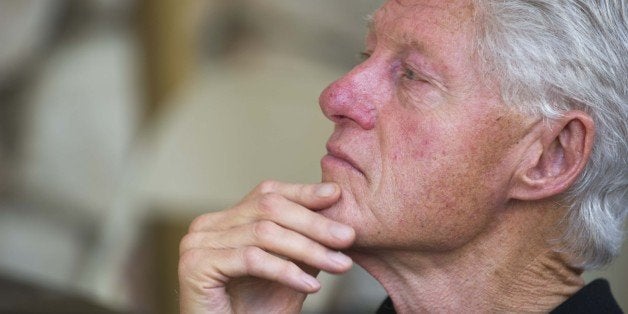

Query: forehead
372,0,476,29
369,0,479,81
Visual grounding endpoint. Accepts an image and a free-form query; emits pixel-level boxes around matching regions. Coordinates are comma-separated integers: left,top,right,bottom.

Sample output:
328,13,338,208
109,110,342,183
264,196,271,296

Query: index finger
190,180,354,248
249,180,341,210
249,192,356,249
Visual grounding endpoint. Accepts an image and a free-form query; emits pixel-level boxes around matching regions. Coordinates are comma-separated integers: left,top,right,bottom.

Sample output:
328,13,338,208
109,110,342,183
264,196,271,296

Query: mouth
322,143,365,177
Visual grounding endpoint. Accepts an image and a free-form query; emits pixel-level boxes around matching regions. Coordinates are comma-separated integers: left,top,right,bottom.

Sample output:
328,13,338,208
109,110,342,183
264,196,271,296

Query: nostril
332,114,346,121
332,114,358,126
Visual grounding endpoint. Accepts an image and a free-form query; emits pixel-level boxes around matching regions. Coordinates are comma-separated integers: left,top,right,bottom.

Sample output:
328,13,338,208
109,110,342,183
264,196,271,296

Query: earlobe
509,112,595,201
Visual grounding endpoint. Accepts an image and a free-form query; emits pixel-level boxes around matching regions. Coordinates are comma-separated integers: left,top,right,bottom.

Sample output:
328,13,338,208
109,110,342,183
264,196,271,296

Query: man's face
319,0,535,252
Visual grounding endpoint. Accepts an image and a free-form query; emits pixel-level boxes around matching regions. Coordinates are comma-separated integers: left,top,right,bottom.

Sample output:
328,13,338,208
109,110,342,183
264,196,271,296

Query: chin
319,191,353,221
322,191,369,237
319,197,347,220
321,167,370,227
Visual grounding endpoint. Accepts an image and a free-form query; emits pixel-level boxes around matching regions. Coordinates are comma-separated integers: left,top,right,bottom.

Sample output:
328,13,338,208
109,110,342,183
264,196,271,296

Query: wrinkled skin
319,0,534,252
178,181,355,313
178,0,593,313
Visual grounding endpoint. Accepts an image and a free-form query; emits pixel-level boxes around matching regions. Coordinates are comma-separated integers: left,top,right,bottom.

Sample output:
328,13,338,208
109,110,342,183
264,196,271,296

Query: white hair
473,0,627,269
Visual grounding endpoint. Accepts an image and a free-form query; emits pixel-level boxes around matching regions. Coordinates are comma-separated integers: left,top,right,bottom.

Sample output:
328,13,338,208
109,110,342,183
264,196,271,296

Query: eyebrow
363,10,448,88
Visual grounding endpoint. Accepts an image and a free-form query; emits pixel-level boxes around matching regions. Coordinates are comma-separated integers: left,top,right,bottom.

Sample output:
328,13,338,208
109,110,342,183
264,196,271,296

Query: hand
178,180,356,314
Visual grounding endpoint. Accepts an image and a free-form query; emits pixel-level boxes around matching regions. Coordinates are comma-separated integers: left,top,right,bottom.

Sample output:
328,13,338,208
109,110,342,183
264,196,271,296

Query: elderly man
178,0,626,313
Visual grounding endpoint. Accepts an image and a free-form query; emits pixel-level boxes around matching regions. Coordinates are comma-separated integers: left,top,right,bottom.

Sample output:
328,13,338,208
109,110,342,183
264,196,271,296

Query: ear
509,111,595,201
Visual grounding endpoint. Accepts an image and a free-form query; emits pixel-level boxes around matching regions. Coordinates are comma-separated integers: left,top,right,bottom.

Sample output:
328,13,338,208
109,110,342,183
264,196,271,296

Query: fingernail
328,251,352,267
316,183,336,197
330,224,353,240
302,274,320,290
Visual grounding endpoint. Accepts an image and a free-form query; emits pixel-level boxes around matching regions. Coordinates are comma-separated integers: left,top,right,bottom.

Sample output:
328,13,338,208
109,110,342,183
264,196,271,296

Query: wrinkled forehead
369,0,477,37
367,0,480,81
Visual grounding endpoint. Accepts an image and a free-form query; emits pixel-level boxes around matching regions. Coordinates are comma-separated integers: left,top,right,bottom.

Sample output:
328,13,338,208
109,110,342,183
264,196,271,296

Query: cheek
386,113,432,159
379,117,455,211
374,115,510,249
386,116,446,165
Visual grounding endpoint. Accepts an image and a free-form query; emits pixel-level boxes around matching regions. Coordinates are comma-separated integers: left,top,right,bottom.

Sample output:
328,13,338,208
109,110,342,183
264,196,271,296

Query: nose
319,65,379,130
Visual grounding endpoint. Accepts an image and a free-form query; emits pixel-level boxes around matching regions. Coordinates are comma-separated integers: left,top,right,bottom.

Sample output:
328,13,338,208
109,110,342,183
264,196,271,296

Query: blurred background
0,0,624,313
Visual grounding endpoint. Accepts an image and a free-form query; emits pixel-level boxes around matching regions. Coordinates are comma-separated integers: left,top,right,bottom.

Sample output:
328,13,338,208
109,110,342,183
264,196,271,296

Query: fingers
188,181,341,231
250,191,355,249
251,180,341,210
179,179,355,309
189,181,355,250
180,220,353,274
180,246,321,294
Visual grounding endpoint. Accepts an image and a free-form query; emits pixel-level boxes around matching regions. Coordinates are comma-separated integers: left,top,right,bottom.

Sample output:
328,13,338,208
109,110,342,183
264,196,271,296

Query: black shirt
376,279,623,314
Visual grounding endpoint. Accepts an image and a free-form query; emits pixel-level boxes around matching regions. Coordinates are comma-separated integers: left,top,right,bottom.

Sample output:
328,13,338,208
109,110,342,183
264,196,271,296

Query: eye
402,67,418,80
400,64,432,85
402,63,430,82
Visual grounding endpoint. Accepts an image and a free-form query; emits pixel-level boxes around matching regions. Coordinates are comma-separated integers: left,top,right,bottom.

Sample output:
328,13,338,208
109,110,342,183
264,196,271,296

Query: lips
323,143,365,176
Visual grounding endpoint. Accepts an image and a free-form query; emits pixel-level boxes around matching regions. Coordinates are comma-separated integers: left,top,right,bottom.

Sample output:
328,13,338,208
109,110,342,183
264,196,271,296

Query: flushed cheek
389,139,434,161
415,120,528,246
411,138,437,159
390,119,446,163
388,161,496,250
375,124,502,248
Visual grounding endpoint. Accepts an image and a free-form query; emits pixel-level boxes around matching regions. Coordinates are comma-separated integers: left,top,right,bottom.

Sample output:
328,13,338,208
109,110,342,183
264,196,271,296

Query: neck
350,202,584,313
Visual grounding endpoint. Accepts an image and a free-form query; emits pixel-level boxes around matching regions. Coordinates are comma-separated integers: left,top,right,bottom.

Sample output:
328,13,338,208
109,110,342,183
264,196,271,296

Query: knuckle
257,192,283,216
242,246,265,273
188,212,222,232
256,180,278,194
179,233,196,254
252,220,279,243
178,249,204,275
179,232,205,255
188,214,209,232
